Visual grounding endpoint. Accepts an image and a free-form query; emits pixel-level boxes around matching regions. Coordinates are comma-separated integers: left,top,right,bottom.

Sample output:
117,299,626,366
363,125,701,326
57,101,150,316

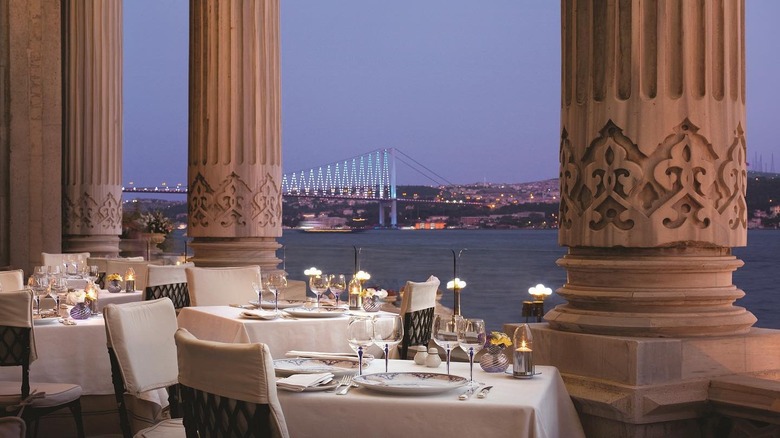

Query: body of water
272,229,778,333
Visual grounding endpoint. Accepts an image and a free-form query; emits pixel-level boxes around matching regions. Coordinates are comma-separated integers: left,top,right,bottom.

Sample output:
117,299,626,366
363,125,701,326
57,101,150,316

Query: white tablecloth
0,316,114,395
96,290,143,311
277,360,585,438
177,306,390,359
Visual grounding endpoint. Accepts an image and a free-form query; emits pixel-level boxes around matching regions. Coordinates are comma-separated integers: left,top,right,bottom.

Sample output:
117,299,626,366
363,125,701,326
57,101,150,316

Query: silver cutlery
476,385,493,399
332,375,352,392
229,303,258,309
336,376,356,395
58,318,76,326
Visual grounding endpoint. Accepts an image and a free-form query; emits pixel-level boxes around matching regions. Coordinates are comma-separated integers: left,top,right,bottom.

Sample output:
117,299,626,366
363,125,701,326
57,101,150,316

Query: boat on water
296,218,367,233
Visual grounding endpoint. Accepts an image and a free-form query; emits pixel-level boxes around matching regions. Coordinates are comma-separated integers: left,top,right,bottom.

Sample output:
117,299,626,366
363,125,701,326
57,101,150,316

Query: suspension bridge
123,148,478,227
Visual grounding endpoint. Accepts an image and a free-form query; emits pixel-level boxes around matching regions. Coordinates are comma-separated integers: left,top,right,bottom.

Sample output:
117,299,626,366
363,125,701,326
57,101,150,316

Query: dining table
275,359,585,438
176,305,390,359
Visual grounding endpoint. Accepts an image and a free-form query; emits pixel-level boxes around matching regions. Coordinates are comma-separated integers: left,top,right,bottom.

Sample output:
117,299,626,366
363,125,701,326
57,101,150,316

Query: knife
476,386,493,399
458,386,478,400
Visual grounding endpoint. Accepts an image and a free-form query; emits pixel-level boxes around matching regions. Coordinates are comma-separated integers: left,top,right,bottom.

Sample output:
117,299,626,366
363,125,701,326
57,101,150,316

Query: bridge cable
394,149,455,186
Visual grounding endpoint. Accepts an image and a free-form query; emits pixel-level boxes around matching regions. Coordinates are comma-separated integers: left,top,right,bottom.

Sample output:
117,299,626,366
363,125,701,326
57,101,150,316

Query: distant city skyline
123,1,780,188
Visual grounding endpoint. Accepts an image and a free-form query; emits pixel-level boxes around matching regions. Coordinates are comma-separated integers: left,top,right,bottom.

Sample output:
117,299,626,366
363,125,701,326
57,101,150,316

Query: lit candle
512,324,535,378
125,268,136,293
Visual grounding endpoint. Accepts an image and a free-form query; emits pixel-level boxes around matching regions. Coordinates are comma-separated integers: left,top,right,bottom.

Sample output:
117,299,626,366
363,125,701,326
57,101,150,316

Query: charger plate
353,372,468,395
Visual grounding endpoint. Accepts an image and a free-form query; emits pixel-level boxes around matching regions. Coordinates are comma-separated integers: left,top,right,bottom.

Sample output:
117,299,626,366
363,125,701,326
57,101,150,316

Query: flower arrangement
361,287,388,300
137,210,174,235
106,273,123,282
486,331,512,349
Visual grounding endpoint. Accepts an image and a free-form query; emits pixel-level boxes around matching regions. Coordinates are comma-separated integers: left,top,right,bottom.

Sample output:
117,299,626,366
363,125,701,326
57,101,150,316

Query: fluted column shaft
549,0,754,336
188,0,282,269
62,0,123,256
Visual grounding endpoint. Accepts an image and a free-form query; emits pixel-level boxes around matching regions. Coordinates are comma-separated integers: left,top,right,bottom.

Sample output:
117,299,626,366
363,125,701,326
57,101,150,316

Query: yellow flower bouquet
106,273,123,282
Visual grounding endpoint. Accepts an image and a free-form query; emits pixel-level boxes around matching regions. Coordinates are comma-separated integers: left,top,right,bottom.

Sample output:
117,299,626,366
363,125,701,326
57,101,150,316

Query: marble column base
62,235,120,257
503,323,780,437
188,237,281,270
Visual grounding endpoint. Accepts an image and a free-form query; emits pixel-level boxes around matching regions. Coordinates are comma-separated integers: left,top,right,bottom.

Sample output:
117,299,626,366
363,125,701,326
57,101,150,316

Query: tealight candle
512,324,535,378
125,268,136,293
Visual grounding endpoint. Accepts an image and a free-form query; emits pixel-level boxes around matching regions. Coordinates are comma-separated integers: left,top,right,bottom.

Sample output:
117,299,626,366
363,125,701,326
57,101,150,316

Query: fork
336,376,355,395
332,375,351,392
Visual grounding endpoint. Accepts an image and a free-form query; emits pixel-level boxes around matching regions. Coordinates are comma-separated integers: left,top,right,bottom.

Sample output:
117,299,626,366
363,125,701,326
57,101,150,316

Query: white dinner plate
283,306,347,318
353,372,469,395
274,358,360,377
251,299,309,310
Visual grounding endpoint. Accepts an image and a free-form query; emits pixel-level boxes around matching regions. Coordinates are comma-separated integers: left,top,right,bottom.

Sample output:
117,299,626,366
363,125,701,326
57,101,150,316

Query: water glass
458,318,486,388
252,270,263,303
372,315,404,372
309,274,330,307
328,274,347,307
30,271,50,315
433,314,462,375
346,316,374,375
264,272,287,313
87,265,99,284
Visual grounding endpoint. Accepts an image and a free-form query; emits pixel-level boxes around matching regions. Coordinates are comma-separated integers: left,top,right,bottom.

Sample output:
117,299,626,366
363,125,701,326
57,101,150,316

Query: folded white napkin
285,350,374,363
276,373,334,392
240,310,278,320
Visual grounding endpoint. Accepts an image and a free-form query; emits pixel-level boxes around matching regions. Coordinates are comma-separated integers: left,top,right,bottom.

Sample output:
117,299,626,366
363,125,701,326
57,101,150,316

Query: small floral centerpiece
361,287,386,312
106,273,123,293
480,331,512,373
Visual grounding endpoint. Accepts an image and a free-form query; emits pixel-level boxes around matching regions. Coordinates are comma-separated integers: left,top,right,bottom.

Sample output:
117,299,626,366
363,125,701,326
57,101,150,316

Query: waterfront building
2,1,779,436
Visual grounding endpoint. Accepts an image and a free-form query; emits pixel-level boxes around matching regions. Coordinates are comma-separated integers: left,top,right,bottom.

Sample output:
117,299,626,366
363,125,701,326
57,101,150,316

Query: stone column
188,0,282,269
2,0,63,273
549,0,755,337
61,0,123,257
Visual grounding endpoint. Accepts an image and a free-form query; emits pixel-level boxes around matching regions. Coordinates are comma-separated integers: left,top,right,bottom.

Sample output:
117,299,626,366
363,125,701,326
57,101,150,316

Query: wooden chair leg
68,400,85,438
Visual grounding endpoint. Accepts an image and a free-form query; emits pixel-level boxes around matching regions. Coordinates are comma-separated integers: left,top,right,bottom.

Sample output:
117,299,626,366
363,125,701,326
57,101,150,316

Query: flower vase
362,296,381,312
479,345,510,373
107,280,122,293
70,302,91,320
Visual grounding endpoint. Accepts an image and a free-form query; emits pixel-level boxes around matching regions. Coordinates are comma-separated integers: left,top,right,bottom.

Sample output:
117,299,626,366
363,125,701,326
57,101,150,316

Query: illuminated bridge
123,148,479,227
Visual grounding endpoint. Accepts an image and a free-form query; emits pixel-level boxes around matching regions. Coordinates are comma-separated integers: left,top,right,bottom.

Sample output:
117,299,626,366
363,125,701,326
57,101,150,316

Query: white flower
446,278,467,290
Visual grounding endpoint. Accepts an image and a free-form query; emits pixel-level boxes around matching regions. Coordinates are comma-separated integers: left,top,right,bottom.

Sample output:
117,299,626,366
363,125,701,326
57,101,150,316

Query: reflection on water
170,229,780,333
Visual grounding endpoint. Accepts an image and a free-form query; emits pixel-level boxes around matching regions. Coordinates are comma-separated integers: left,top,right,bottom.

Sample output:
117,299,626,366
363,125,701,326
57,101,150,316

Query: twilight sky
123,1,780,188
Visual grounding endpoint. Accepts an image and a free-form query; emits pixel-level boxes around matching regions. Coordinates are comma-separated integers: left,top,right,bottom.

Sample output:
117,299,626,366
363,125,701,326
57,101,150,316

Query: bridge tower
378,148,398,228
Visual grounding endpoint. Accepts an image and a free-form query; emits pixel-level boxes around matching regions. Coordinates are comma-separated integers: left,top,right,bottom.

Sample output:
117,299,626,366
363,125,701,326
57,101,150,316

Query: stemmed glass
251,270,263,304
328,274,347,307
433,314,462,375
50,275,68,313
87,265,99,284
263,272,287,314
309,274,330,308
30,268,50,316
458,318,486,388
372,315,404,372
346,316,374,375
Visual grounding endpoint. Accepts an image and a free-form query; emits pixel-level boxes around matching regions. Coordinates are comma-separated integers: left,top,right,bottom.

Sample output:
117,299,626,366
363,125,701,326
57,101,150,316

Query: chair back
145,263,194,309
41,252,90,270
0,417,26,438
398,275,440,359
106,259,156,291
0,289,35,397
104,299,180,438
0,269,25,291
175,328,289,438
185,266,260,306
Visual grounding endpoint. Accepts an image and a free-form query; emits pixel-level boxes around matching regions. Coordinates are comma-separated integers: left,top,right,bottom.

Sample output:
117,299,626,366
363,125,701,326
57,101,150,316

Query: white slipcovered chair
175,328,289,437
0,289,85,437
103,298,184,438
41,252,90,269
0,416,25,437
145,263,194,311
0,269,25,291
185,266,260,307
398,275,440,359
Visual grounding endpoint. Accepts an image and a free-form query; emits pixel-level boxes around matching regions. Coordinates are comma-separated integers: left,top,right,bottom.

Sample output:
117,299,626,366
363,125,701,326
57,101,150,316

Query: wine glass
432,314,462,375
30,270,50,315
87,265,99,284
346,316,374,375
251,269,263,304
263,272,287,314
328,274,347,307
372,315,404,372
458,318,486,388
50,275,68,313
309,274,330,308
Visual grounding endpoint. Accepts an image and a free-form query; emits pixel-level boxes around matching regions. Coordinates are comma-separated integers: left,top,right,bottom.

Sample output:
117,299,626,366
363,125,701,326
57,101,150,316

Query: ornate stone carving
559,119,747,244
188,171,281,231
63,191,121,233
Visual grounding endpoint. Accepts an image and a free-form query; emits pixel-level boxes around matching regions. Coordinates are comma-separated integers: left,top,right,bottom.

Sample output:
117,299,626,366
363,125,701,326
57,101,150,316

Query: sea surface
272,229,779,333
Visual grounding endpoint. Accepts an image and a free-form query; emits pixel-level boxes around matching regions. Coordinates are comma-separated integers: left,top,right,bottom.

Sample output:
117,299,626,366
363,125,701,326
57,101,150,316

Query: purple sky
123,1,780,188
